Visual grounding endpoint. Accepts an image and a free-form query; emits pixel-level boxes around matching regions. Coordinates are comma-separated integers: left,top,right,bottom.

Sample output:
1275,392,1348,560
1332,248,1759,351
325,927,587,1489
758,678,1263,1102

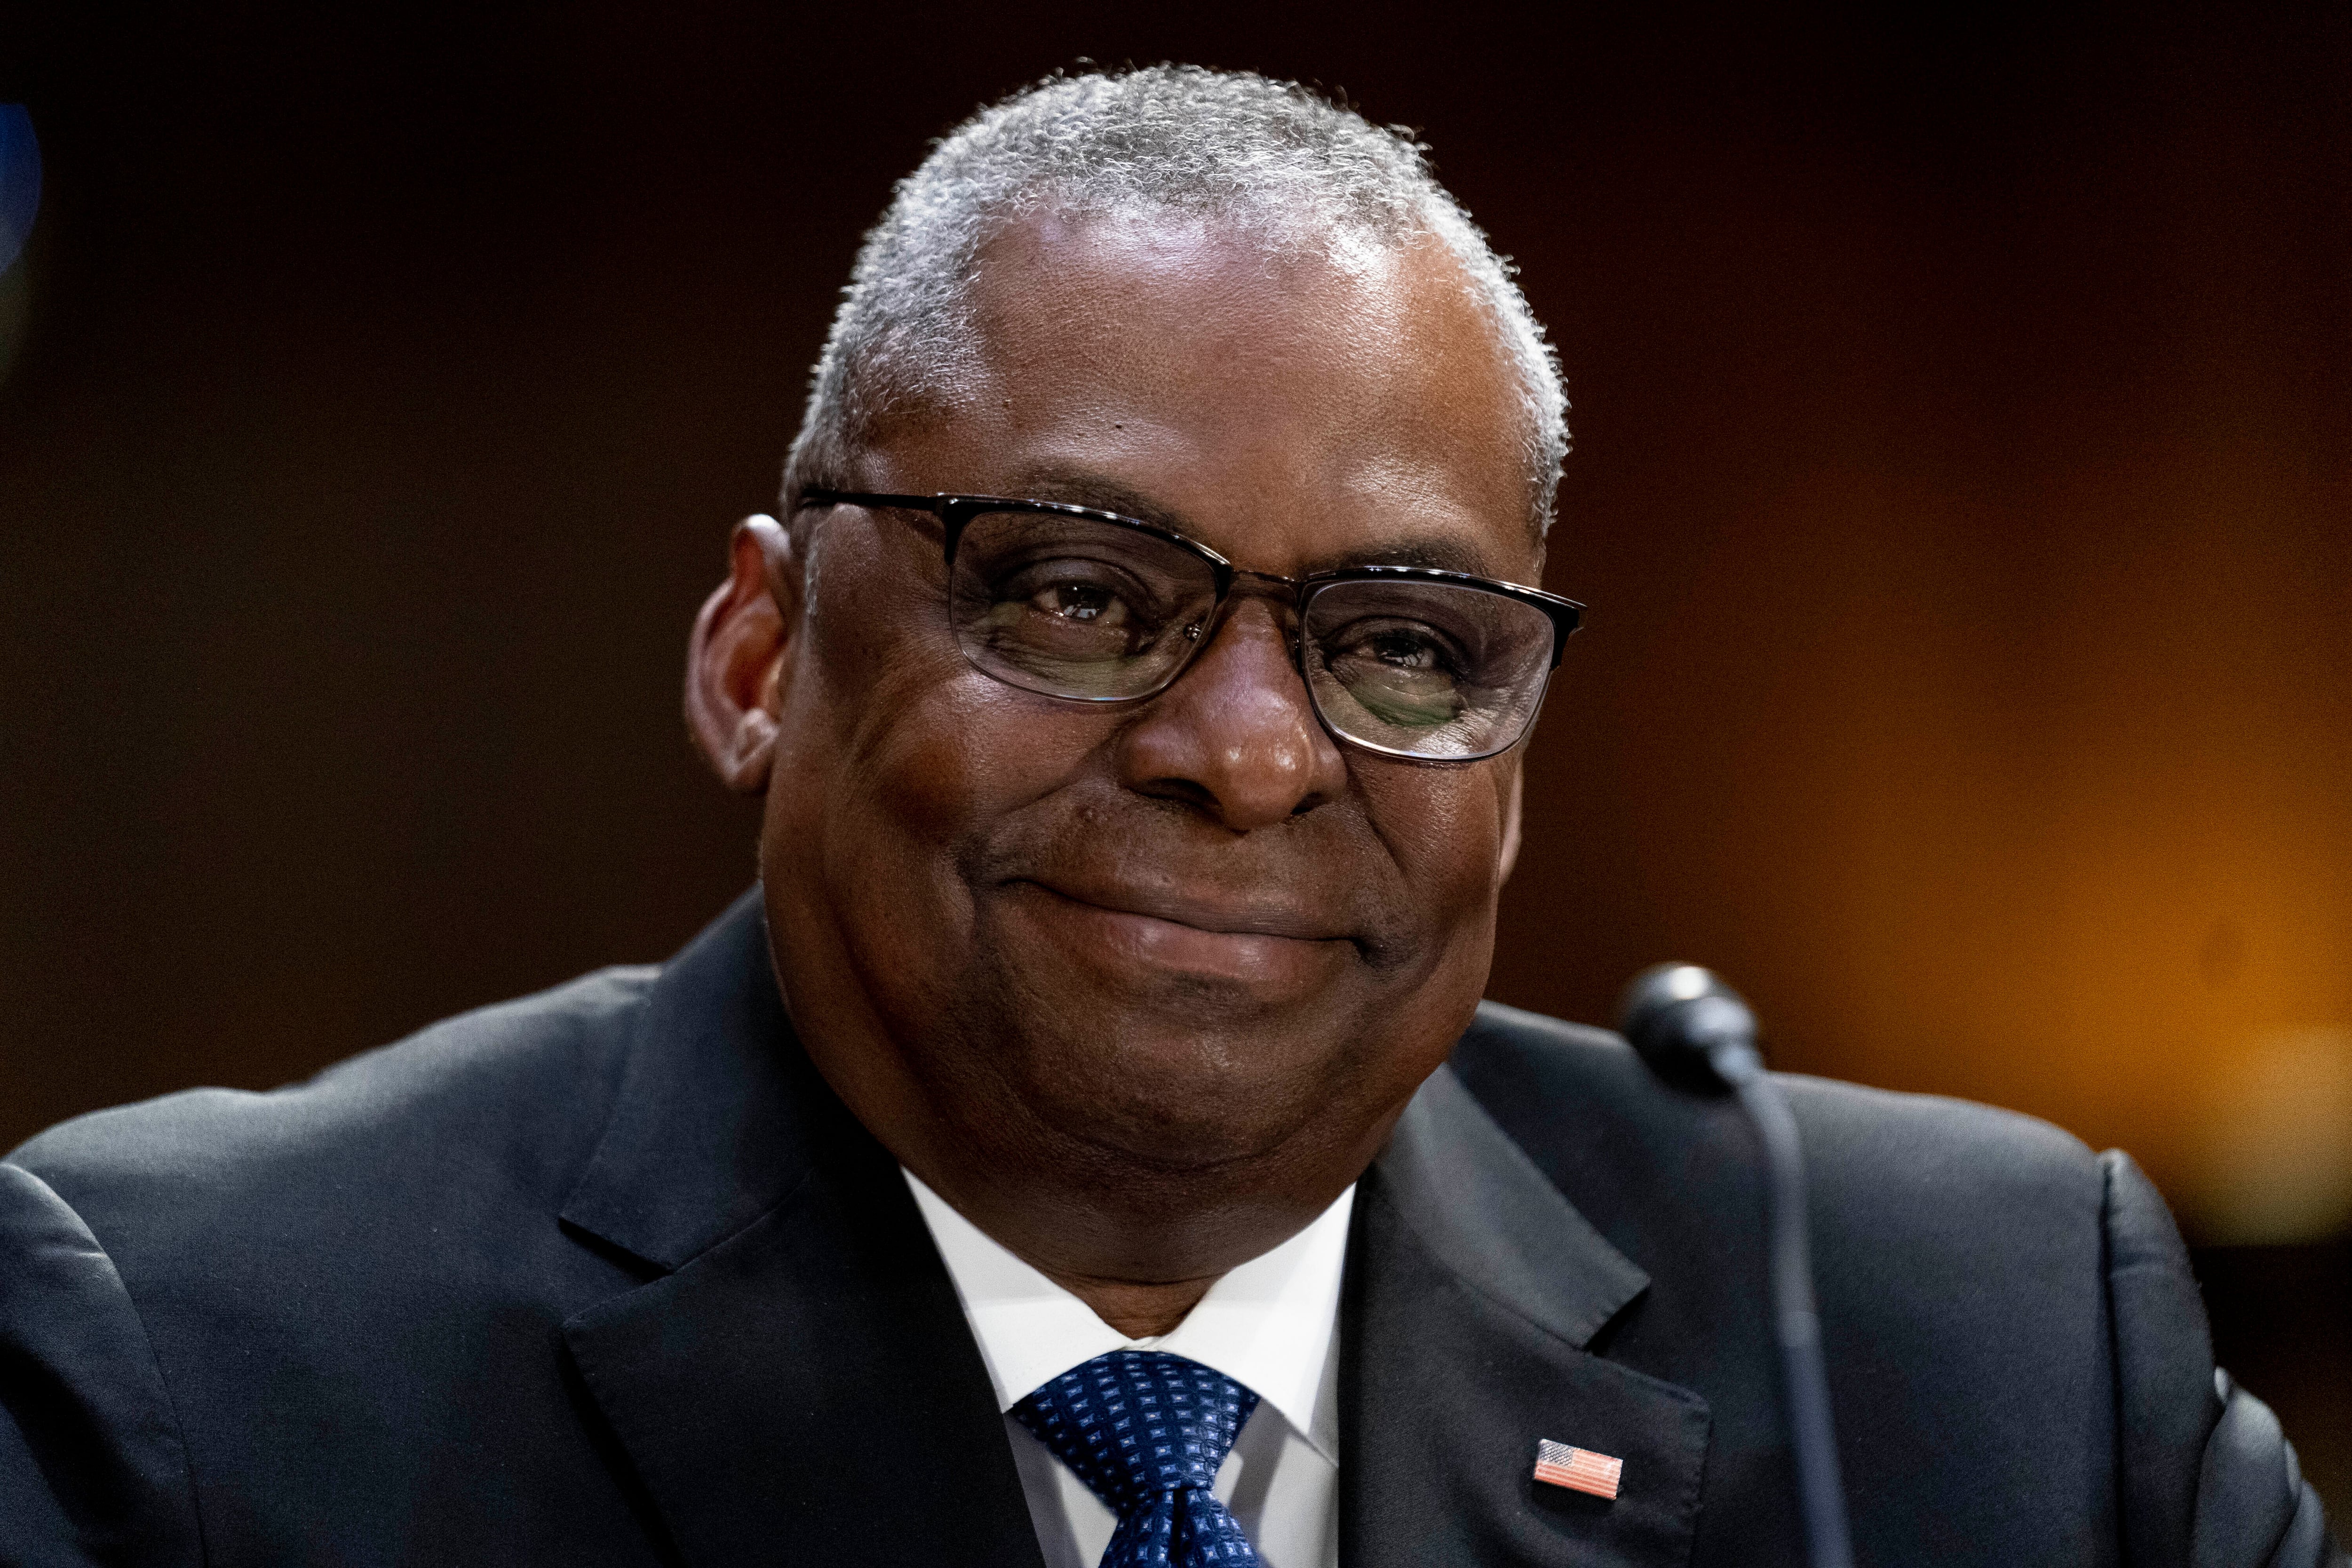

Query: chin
982,980,1360,1172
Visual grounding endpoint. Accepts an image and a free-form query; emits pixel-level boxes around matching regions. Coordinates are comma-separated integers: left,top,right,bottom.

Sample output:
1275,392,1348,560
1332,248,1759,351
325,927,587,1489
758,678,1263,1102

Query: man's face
755,213,1543,1251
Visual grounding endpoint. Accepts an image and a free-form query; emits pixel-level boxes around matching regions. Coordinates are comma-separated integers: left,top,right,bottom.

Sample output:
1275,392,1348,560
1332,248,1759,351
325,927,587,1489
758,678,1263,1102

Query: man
0,66,2335,1568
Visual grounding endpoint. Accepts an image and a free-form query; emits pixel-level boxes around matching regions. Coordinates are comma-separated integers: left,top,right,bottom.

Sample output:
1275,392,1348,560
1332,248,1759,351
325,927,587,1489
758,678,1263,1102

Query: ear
685,514,800,794
1496,763,1526,884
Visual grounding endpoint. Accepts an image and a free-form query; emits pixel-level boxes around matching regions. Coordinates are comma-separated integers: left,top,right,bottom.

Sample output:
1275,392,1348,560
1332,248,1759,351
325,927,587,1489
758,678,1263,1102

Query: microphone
1619,965,1855,1568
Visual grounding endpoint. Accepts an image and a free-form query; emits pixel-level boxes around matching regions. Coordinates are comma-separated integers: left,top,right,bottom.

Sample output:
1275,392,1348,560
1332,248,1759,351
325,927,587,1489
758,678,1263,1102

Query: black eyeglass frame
795,486,1587,761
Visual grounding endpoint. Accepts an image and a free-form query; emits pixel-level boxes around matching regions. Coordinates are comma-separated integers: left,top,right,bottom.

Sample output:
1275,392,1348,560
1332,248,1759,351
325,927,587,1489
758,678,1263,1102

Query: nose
1114,598,1351,831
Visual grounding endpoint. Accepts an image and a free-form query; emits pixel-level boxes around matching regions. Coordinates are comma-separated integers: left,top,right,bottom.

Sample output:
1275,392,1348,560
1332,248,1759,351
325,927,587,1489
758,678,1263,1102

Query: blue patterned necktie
1013,1349,1264,1567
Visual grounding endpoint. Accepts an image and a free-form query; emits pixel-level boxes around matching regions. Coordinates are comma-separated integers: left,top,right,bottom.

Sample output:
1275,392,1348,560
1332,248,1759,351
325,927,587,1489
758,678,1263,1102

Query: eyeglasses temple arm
794,488,951,516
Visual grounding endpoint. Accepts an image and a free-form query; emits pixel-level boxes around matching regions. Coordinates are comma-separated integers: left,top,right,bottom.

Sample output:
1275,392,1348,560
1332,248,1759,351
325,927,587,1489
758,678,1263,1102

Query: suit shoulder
1456,998,2102,1210
8,964,657,1231
1780,1069,2101,1200
1454,998,1652,1101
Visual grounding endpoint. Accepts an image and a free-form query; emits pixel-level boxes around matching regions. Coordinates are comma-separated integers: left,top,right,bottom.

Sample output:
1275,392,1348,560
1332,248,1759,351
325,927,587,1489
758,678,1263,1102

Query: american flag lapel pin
1533,1438,1623,1500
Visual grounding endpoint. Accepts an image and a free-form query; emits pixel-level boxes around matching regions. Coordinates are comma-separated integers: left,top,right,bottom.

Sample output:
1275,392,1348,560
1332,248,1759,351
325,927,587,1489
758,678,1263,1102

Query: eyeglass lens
1298,577,1554,759
948,509,1556,760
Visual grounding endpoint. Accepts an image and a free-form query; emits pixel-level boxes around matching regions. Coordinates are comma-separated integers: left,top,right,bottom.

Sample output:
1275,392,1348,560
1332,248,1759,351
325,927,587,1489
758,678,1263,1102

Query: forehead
879,212,1542,580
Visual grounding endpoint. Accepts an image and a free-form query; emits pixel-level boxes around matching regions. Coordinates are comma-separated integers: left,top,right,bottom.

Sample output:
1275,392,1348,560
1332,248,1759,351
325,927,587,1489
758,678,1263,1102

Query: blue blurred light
0,106,41,275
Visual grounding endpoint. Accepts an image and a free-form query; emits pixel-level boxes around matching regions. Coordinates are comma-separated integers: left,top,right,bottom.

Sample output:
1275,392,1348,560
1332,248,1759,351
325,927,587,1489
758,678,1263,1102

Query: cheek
1356,763,1511,927
851,679,1071,853
780,591,1112,950
1361,766,1516,1082
774,537,1032,850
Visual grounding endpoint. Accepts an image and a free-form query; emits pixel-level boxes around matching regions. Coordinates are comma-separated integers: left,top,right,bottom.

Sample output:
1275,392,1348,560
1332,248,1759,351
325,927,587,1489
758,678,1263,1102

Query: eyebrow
996,462,1510,580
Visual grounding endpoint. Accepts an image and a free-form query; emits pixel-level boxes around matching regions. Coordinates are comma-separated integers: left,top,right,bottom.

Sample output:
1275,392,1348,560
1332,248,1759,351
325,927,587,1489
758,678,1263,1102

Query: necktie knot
1014,1350,1263,1567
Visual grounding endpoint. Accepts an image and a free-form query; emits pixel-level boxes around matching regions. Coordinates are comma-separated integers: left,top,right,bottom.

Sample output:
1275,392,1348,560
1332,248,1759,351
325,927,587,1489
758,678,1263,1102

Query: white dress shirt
905,1170,1353,1568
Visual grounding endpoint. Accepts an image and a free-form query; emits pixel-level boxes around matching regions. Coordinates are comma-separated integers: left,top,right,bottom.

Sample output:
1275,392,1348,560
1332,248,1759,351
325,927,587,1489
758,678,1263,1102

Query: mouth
1002,879,1358,988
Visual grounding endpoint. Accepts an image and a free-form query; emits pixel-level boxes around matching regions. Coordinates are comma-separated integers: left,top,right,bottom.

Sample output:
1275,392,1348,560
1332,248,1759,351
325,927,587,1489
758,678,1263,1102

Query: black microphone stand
1621,966,1855,1568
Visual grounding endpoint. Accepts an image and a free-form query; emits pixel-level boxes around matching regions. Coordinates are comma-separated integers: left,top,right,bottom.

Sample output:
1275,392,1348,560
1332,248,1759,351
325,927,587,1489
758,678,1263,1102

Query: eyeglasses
795,488,1585,763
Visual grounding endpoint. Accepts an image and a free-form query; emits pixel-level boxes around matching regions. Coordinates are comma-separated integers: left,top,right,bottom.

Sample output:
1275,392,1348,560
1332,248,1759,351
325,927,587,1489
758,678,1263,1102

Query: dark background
4,0,2346,1519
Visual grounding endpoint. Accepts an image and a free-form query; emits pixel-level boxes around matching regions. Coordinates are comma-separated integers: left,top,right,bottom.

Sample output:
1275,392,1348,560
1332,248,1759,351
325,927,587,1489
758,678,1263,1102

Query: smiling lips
1007,879,1355,988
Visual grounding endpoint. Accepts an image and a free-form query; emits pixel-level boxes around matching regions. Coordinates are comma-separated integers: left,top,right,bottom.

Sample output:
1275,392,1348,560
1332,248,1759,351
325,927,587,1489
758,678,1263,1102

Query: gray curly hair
783,65,1568,538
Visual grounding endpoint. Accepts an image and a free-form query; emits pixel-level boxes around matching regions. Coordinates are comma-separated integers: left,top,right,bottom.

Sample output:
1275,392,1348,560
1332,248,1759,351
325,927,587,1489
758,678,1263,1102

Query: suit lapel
556,892,1043,1568
1343,1064,1711,1568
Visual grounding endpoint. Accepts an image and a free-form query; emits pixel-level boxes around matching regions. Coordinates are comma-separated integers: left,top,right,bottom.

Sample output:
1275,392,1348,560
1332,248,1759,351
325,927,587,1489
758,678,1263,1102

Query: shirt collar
904,1169,1352,1462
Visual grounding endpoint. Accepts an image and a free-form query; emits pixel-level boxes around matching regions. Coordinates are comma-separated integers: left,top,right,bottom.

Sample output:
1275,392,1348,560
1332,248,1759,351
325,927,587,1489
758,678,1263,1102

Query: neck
1044,1268,1221,1339
896,1107,1391,1341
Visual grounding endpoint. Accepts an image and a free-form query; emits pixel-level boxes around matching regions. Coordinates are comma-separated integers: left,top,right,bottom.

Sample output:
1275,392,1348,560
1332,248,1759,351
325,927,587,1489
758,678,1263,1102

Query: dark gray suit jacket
1,891,2336,1566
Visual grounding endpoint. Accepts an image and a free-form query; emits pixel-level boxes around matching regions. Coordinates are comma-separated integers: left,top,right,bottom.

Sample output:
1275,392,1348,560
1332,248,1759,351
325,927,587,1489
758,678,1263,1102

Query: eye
1326,619,1466,680
1036,580,1125,623
1365,629,1442,670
